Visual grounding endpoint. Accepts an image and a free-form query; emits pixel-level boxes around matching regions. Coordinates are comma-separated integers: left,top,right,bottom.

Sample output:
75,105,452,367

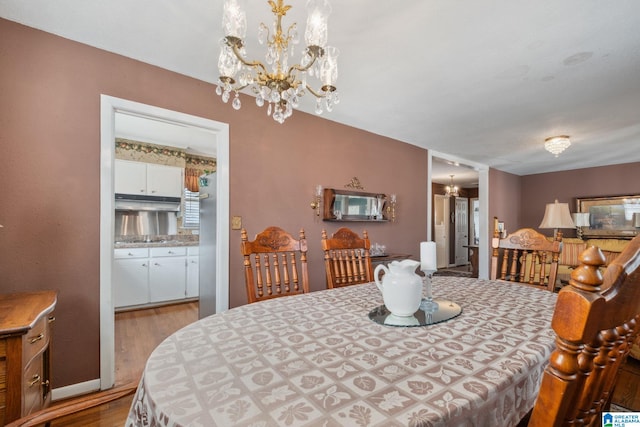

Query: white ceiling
431,158,479,188
3,0,640,177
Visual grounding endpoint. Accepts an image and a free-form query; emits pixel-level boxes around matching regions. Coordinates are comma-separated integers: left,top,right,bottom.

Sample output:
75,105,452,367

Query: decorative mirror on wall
323,188,388,222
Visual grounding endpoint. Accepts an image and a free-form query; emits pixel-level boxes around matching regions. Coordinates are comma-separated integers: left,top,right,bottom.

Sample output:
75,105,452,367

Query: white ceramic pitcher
374,259,422,317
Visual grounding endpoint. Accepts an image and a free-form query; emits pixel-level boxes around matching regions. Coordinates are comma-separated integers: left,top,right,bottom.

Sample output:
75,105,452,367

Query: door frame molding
99,95,230,390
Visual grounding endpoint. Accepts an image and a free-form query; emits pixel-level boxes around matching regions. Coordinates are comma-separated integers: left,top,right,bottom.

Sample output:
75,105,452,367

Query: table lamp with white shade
539,199,575,238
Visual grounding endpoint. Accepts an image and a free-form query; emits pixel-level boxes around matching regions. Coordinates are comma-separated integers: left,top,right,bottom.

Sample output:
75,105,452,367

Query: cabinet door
149,257,187,302
147,164,183,197
114,160,147,195
113,258,149,307
186,256,199,298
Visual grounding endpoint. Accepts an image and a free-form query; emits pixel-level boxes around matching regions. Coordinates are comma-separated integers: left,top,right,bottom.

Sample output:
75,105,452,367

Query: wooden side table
464,245,479,278
0,291,57,425
370,253,413,268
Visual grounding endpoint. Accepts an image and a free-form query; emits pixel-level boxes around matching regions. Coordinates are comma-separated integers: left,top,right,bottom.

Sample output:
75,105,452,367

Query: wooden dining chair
490,227,562,292
527,234,640,426
321,227,373,289
240,226,310,303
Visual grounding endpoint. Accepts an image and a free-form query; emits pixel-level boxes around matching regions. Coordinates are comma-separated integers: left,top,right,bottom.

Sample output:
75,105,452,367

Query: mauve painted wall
521,162,640,238
0,19,428,388
488,168,522,232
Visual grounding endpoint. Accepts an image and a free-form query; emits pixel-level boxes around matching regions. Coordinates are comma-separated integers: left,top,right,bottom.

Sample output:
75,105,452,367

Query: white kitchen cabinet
149,247,187,303
114,160,147,195
113,248,149,307
186,246,199,298
114,245,198,308
146,163,183,197
115,159,183,197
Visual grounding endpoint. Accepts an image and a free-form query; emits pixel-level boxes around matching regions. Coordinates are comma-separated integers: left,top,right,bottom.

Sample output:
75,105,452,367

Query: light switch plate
231,216,242,230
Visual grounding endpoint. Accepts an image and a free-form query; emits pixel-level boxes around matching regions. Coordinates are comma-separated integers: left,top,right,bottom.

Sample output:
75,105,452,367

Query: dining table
125,277,558,427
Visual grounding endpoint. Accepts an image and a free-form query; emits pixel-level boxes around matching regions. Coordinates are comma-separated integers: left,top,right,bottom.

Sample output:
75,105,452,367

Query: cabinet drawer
115,248,149,259
22,317,49,366
23,354,44,416
187,246,200,256
150,247,187,257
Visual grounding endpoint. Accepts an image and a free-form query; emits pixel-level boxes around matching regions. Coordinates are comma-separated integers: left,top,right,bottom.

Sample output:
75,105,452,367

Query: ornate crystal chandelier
544,135,571,157
216,0,339,124
445,175,459,197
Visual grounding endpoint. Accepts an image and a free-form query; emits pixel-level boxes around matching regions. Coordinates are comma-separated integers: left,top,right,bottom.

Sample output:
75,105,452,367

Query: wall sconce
385,193,397,222
572,212,590,239
310,185,323,217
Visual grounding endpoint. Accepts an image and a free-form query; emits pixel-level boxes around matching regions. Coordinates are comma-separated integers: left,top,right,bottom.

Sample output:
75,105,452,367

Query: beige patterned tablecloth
126,277,557,427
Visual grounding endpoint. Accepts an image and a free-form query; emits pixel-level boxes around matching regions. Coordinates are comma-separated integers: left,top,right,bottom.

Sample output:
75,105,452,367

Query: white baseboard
52,378,101,402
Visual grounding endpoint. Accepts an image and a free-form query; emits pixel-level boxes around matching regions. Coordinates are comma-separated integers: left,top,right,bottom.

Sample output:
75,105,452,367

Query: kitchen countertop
114,239,198,249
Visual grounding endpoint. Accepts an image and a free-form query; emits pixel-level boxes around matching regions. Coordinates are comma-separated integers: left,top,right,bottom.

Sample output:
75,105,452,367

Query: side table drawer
22,315,50,366
23,354,45,416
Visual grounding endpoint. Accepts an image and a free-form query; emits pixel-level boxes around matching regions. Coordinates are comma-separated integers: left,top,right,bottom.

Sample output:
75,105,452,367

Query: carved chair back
528,234,640,426
490,227,562,292
241,226,310,303
321,228,373,289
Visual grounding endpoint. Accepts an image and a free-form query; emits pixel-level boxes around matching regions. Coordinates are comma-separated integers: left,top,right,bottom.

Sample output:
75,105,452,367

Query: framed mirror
323,188,388,221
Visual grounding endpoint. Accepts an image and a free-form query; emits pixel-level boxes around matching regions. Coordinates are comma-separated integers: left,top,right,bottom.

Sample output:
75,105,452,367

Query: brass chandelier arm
227,39,269,73
288,58,315,75
306,84,336,98
287,45,323,75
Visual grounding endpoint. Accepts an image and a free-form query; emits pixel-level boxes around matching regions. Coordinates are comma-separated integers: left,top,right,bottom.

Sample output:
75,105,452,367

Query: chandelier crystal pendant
216,0,339,124
544,135,571,157
445,175,459,197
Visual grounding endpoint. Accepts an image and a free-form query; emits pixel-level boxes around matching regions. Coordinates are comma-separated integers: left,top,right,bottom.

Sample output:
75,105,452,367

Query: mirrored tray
368,300,462,327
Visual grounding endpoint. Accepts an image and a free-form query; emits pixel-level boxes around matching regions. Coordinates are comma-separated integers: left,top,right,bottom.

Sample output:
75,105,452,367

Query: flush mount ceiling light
544,135,571,157
445,175,459,197
216,0,339,124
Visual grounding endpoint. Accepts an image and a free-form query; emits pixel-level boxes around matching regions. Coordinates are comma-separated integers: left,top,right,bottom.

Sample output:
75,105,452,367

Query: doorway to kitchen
100,95,230,391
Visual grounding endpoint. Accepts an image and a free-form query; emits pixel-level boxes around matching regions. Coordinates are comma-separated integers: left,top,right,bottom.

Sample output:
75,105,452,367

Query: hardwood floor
614,356,640,410
32,301,640,425
48,302,198,426
114,301,199,386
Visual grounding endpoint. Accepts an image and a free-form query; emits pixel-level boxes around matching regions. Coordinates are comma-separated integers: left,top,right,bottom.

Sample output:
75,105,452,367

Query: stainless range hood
115,193,181,212
115,194,180,237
